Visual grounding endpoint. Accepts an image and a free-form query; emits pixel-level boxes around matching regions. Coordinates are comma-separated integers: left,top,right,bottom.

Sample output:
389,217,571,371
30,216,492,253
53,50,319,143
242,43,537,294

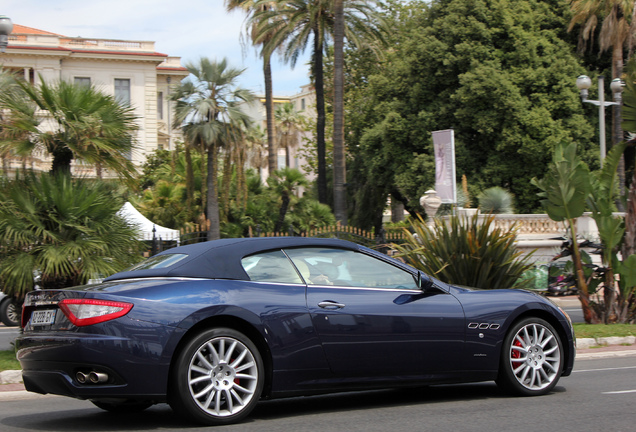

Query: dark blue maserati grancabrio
16,237,575,425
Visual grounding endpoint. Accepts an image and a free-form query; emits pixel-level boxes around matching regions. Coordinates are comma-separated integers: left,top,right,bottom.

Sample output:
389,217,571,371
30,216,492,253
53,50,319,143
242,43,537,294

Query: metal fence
146,224,408,257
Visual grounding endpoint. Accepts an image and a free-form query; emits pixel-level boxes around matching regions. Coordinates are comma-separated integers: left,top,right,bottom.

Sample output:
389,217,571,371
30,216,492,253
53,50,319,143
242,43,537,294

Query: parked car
0,291,20,327
16,237,575,425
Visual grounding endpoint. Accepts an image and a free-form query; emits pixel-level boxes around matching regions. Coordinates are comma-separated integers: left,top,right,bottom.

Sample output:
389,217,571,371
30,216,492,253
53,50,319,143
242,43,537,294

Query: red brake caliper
231,359,240,385
512,339,523,368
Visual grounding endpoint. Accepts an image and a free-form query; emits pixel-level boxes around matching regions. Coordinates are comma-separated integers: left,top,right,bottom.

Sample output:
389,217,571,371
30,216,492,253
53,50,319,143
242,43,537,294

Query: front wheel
169,328,264,426
496,317,563,396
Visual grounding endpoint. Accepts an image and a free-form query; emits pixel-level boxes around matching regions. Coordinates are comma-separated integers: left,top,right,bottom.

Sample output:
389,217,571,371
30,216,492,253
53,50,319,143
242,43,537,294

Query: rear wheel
497,317,563,396
169,328,264,426
91,399,153,413
0,298,20,327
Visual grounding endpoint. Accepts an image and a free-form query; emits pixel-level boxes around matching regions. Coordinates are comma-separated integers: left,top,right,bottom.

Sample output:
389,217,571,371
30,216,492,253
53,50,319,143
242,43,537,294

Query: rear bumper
16,323,172,400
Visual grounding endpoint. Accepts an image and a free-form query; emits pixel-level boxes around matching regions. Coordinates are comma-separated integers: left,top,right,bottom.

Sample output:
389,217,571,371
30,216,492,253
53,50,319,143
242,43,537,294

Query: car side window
241,250,303,284
284,248,418,290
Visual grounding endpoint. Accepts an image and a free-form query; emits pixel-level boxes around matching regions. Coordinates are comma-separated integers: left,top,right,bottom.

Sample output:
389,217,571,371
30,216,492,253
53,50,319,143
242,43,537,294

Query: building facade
1,24,188,176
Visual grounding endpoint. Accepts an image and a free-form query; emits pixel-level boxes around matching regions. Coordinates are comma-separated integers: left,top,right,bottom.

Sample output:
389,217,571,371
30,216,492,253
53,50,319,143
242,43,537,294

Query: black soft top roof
104,237,362,282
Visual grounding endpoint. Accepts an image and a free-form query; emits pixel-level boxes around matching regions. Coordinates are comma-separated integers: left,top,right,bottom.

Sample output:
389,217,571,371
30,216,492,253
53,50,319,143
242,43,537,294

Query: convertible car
16,237,575,425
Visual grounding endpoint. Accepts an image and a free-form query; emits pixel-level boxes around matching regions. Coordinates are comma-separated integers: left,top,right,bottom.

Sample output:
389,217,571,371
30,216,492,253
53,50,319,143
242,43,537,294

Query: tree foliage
344,0,596,230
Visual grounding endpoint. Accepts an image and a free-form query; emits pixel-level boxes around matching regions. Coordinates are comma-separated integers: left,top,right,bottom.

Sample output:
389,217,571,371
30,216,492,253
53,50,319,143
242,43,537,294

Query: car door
284,247,466,378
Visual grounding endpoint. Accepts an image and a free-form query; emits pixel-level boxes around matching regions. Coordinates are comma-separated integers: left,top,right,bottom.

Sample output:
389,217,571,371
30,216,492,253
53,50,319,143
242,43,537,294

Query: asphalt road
0,355,634,432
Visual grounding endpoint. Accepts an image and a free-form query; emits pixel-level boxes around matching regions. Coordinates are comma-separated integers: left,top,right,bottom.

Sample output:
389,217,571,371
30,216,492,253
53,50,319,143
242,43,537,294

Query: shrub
393,214,534,290
478,187,514,214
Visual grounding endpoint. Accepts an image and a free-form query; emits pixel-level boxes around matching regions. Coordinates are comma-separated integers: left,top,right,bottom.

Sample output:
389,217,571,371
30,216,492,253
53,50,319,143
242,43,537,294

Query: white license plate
31,309,57,326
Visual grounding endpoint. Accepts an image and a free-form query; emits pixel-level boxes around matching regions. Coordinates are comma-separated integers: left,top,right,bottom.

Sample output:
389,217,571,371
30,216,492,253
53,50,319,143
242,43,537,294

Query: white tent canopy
117,202,180,241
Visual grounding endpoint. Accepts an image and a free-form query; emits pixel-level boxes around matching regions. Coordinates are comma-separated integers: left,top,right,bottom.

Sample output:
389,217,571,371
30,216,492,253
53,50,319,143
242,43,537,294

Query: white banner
432,129,456,204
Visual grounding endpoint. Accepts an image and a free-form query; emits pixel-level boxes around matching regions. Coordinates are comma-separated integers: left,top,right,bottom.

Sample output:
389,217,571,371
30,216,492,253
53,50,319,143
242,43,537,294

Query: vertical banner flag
432,129,456,204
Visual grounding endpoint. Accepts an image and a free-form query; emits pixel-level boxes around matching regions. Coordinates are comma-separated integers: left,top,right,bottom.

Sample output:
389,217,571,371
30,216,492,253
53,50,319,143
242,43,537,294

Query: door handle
318,301,345,310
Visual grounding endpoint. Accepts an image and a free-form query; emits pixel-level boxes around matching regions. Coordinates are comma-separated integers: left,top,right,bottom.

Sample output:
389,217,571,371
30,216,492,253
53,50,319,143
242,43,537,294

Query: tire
0,298,20,327
169,327,264,426
91,399,153,413
496,317,563,396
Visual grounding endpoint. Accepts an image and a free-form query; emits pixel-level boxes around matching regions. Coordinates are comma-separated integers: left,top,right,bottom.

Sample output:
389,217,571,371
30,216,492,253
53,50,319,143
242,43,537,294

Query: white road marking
574,365,636,373
602,390,636,394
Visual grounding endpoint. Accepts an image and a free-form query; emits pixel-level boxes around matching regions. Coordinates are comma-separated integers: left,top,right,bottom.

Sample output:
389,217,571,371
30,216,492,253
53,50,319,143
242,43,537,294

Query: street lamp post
575,75,623,167
0,15,13,53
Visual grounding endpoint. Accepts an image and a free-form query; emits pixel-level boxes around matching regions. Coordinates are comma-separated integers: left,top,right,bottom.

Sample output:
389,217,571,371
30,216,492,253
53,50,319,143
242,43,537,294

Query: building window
301,98,305,111
114,78,131,105
157,91,164,120
74,77,91,87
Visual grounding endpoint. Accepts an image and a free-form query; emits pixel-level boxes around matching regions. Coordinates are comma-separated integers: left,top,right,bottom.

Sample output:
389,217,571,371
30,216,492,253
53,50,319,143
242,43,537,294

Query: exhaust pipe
76,372,87,384
88,372,109,384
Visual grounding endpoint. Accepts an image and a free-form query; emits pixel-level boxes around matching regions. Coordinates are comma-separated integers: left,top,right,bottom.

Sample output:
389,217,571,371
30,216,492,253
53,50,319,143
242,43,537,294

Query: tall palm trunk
207,142,221,240
264,60,277,176
333,0,347,225
274,191,290,233
612,43,626,201
185,145,194,221
50,145,73,175
623,170,636,257
313,26,327,204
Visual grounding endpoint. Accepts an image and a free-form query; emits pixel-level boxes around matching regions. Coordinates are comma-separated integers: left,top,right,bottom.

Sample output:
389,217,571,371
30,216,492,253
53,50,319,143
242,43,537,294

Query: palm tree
0,71,25,174
172,57,254,240
568,0,635,193
568,0,636,75
274,102,305,167
138,179,187,228
332,0,347,224
244,124,268,176
0,172,142,296
0,76,138,180
268,167,309,232
252,0,387,205
619,64,636,258
225,0,280,177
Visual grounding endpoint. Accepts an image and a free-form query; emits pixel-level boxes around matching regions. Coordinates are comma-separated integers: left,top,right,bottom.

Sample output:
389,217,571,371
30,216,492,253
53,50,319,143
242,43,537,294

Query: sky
3,0,312,96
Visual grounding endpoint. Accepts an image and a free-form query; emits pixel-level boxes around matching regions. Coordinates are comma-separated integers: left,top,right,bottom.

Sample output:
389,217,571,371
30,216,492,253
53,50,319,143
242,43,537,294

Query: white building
1,24,189,176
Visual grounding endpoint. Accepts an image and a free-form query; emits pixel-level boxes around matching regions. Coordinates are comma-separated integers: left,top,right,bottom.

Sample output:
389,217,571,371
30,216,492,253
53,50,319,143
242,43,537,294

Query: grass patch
0,350,19,372
572,323,635,339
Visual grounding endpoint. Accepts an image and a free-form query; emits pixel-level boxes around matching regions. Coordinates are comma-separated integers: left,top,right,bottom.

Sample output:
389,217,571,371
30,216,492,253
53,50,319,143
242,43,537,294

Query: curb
577,336,636,349
0,370,22,385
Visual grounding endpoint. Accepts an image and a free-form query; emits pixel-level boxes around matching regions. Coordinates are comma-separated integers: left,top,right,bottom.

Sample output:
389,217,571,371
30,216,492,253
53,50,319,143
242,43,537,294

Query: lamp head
0,15,13,53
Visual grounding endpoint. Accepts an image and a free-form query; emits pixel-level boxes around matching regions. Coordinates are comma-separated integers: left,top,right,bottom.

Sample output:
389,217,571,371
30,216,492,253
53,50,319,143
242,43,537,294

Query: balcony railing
9,33,156,53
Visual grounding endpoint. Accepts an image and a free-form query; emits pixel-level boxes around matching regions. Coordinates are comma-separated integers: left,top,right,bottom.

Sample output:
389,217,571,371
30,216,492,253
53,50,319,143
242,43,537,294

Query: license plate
31,309,57,326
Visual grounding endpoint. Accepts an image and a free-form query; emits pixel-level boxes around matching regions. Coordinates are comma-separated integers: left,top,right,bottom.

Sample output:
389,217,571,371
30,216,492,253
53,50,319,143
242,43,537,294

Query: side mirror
418,272,434,291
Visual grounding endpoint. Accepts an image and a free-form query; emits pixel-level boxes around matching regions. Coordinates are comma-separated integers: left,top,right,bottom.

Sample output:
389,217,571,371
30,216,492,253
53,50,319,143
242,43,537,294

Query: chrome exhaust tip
76,372,87,384
88,372,109,384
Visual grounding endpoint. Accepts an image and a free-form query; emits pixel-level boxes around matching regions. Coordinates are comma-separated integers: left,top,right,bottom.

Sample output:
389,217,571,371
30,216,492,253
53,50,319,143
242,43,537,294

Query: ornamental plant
533,142,636,324
0,172,143,297
392,213,534,290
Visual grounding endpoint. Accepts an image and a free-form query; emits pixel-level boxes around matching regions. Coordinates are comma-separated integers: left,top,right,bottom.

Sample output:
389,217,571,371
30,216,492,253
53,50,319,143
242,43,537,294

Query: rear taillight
58,299,133,326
